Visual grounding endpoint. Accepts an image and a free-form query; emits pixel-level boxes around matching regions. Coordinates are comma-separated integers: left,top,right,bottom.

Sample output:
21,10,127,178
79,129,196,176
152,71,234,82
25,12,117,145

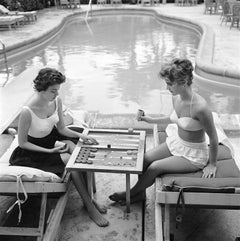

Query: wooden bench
0,16,25,30
0,171,72,241
0,128,74,241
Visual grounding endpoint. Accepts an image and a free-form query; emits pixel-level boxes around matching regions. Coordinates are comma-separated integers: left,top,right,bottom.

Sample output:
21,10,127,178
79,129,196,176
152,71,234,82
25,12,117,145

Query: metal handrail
85,0,93,20
0,39,9,74
0,39,9,87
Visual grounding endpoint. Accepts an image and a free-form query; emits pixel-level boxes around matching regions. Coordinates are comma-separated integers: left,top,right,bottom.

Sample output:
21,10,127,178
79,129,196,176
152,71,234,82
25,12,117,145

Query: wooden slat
0,227,40,236
81,145,138,150
126,173,131,213
156,191,240,206
0,167,72,240
43,182,73,241
88,128,142,135
136,130,146,172
164,205,170,241
0,181,67,193
37,193,47,241
155,203,164,241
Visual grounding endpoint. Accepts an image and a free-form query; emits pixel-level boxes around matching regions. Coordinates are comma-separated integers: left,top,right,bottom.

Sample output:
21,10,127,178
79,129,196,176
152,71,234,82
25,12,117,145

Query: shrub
0,0,8,7
6,0,44,11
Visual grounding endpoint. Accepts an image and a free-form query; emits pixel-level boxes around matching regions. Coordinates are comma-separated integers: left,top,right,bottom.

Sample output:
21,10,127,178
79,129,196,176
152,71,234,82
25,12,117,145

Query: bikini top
23,99,59,138
170,95,203,132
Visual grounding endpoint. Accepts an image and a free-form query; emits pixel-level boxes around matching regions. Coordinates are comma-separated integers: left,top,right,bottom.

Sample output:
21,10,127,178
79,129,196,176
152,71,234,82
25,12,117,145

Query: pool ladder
0,39,9,87
85,0,93,20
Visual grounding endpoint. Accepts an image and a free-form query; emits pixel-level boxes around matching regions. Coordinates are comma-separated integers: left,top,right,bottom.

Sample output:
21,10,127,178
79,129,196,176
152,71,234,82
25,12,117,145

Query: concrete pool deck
0,3,240,241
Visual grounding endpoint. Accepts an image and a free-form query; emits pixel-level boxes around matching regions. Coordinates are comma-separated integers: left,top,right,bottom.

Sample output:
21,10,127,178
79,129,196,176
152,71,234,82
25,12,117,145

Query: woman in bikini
10,68,109,227
109,58,232,204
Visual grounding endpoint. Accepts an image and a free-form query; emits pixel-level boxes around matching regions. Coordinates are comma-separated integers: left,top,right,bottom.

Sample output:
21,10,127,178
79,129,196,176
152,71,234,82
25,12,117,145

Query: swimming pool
1,13,240,116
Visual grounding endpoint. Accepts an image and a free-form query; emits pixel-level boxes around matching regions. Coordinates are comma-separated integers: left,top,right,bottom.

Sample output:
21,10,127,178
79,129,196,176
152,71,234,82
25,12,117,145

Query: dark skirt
9,127,81,175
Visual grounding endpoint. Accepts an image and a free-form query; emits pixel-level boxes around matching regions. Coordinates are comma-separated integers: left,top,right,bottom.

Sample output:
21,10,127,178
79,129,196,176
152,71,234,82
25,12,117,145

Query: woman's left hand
80,134,99,145
202,164,217,178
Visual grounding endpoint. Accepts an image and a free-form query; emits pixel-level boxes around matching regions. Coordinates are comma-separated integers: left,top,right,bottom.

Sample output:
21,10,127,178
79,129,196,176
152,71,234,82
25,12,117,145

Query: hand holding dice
137,109,145,121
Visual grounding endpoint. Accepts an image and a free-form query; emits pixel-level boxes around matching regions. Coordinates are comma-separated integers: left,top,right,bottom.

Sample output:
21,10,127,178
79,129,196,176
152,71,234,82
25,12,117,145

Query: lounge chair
97,0,108,6
0,4,37,22
220,1,232,25
153,120,240,241
137,0,159,5
230,4,240,29
0,134,72,241
59,0,70,8
175,0,185,6
215,0,225,14
69,0,81,8
204,0,217,14
0,15,25,30
111,0,122,4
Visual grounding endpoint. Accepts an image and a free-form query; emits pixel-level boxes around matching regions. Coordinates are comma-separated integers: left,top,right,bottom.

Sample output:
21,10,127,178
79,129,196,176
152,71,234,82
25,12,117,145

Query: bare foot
109,191,126,202
88,208,109,227
92,199,108,214
119,192,146,206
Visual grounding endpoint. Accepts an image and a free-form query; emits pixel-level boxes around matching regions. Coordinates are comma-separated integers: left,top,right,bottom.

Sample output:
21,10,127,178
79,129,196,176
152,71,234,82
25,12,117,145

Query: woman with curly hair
109,58,231,204
10,67,109,227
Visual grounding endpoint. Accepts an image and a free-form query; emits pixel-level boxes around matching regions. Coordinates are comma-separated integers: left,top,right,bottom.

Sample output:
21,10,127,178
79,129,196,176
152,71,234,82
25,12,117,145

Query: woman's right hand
139,115,150,123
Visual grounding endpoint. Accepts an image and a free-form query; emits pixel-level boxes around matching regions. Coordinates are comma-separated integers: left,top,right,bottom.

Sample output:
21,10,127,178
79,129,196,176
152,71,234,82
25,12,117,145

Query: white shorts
166,135,209,169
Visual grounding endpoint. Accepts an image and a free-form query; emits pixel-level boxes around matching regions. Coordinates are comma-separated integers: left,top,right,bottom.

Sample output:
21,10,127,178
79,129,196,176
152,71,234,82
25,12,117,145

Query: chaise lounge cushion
0,166,62,182
160,158,240,192
0,5,37,16
0,136,62,182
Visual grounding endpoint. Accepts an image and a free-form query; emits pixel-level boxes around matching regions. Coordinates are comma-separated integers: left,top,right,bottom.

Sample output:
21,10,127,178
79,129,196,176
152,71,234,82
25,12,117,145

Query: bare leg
216,144,232,160
92,199,108,214
109,143,200,203
143,142,172,170
71,171,109,227
119,191,146,206
81,172,106,213
61,149,109,227
109,142,171,202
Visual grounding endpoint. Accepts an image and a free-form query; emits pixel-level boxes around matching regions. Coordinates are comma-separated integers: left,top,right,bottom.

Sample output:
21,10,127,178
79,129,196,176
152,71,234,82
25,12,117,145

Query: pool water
2,15,240,115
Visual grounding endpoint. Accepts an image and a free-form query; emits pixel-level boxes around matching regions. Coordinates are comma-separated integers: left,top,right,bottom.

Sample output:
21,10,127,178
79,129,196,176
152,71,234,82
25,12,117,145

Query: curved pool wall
1,7,239,88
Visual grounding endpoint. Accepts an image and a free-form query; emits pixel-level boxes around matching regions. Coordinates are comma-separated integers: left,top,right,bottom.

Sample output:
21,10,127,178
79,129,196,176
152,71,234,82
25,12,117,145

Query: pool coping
1,7,240,88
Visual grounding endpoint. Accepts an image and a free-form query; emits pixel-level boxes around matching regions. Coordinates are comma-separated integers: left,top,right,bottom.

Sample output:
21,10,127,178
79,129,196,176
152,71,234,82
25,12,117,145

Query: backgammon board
66,128,146,174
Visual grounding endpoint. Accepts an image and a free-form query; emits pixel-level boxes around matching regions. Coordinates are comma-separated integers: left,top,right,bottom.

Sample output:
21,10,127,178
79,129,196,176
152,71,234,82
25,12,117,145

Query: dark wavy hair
33,68,66,92
159,58,194,86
